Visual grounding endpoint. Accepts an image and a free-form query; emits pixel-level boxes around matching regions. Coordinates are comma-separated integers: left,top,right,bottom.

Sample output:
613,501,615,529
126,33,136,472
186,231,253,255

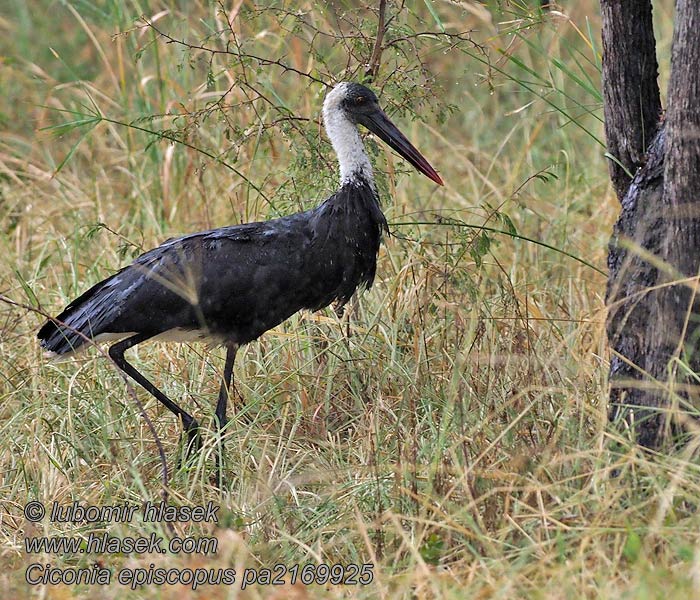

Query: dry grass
1,1,698,598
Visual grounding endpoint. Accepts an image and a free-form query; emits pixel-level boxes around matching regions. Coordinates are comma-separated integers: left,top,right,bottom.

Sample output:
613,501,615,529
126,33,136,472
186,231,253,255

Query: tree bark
603,0,663,444
605,0,700,447
640,0,700,445
607,128,666,446
600,0,661,201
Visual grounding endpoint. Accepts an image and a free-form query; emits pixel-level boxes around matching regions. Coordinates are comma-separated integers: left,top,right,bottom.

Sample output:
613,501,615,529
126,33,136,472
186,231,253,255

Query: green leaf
13,269,39,308
422,0,445,33
623,530,643,562
419,533,445,565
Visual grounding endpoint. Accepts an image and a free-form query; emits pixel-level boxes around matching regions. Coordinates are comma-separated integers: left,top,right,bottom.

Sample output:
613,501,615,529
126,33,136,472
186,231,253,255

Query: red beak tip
429,172,444,186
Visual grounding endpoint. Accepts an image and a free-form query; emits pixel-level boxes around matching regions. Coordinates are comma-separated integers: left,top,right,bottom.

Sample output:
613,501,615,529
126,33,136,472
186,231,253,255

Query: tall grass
1,1,698,598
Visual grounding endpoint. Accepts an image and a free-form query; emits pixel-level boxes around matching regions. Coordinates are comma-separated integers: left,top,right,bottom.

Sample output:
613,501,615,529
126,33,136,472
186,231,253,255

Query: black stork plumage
38,82,443,469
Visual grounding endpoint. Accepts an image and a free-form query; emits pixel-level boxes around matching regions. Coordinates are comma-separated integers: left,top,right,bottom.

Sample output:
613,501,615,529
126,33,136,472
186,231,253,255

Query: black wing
38,215,314,354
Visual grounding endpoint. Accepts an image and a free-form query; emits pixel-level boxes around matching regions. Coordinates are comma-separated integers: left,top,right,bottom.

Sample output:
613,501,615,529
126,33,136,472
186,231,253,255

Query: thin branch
366,0,388,81
141,18,328,87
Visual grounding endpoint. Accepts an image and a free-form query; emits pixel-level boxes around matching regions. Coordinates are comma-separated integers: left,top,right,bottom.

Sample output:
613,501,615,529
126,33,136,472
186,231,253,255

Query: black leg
109,333,201,457
215,345,237,430
214,345,236,486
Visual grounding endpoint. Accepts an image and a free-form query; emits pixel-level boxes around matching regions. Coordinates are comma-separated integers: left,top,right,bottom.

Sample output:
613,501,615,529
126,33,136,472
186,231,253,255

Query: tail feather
38,271,123,355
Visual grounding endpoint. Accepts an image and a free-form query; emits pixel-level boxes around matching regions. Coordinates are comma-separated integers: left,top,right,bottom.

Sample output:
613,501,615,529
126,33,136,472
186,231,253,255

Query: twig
366,0,388,81
142,18,328,87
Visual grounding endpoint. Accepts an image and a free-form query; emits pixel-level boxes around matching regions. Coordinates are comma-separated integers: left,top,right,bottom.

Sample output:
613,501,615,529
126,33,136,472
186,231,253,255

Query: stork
38,82,443,473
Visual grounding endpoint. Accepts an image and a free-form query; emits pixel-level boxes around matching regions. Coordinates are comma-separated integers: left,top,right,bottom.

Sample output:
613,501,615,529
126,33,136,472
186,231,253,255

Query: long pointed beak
359,108,444,186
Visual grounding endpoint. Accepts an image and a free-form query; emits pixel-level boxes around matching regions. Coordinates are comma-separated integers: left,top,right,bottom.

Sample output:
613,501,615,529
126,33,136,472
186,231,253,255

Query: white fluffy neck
323,83,374,186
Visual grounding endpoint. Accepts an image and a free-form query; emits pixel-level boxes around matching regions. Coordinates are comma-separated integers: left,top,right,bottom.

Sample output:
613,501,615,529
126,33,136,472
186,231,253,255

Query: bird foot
175,420,202,470
185,426,202,457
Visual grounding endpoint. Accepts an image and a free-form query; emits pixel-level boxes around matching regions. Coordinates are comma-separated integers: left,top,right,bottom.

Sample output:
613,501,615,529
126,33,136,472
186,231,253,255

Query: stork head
323,82,443,186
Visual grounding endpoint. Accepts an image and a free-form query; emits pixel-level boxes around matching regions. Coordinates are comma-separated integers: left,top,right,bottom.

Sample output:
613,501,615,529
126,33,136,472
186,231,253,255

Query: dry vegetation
1,0,698,598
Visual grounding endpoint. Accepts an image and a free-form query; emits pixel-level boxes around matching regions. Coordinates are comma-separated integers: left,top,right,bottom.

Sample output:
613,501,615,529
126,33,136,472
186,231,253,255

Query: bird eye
355,96,365,104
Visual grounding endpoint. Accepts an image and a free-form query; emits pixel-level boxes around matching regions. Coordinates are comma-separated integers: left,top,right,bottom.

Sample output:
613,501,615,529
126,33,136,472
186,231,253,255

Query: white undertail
323,83,374,187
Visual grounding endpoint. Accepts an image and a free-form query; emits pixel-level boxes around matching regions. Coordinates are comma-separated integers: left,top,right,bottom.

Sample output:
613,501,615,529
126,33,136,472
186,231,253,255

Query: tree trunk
600,0,661,200
607,128,666,446
605,0,700,447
